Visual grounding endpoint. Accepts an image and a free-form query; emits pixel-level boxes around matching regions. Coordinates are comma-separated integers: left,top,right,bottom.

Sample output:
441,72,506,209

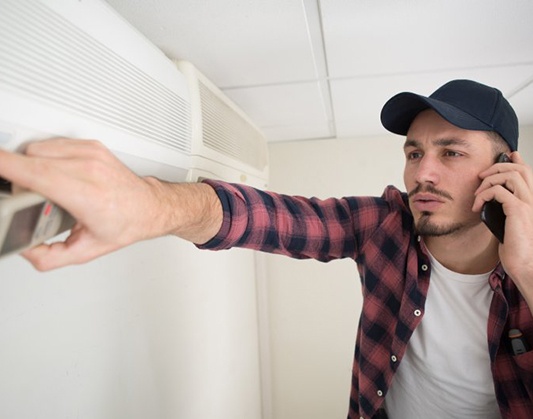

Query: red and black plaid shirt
199,180,533,418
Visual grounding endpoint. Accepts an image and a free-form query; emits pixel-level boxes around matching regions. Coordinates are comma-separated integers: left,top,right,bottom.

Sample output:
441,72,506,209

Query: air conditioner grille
199,82,267,171
0,0,191,153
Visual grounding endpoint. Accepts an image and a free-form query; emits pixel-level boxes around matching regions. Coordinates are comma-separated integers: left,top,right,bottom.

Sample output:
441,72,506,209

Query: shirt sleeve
197,179,405,262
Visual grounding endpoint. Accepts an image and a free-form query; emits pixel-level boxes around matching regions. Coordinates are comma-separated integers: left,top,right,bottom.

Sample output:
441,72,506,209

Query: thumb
21,226,119,271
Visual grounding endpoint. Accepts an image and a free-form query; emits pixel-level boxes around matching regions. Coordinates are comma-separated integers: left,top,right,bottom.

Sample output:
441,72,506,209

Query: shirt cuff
195,179,248,250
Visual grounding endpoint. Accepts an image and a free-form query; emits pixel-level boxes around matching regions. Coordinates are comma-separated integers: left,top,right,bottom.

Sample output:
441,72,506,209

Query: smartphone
480,153,511,243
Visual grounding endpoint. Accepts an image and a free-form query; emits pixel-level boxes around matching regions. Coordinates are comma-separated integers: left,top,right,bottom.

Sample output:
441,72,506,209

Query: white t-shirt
383,251,500,418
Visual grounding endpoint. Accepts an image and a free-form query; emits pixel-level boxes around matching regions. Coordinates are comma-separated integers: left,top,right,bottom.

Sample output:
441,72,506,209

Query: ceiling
105,0,533,143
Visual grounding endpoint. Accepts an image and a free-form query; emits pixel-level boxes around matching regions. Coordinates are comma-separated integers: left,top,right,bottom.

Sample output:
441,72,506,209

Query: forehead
404,109,492,149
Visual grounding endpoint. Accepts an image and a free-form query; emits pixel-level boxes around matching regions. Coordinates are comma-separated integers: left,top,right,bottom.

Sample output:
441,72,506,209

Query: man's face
403,109,496,237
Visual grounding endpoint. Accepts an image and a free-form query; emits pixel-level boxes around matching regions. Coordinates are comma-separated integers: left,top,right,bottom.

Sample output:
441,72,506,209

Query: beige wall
264,125,533,419
0,238,263,419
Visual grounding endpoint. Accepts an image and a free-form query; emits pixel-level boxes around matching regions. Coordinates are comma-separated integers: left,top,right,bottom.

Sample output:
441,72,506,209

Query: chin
414,213,465,237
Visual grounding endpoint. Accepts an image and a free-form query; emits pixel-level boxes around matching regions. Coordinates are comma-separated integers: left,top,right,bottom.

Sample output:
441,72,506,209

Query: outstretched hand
0,139,169,270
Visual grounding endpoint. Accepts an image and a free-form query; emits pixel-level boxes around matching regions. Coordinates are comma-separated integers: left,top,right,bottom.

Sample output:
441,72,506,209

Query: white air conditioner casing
175,61,269,188
179,59,269,188
0,0,269,188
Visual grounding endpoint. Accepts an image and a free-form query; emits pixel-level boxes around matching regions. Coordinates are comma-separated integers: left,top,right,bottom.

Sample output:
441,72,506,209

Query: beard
414,211,481,237
408,184,474,237
414,212,466,237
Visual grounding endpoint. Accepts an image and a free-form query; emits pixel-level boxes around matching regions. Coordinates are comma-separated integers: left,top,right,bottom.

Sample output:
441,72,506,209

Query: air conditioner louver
176,61,269,188
0,0,191,154
199,82,267,171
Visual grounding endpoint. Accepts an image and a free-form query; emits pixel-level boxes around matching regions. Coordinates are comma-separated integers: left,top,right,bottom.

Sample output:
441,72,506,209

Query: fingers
473,151,533,212
0,148,42,190
24,138,107,160
21,242,80,272
0,138,106,192
478,152,533,184
21,227,120,271
476,171,532,203
473,185,514,213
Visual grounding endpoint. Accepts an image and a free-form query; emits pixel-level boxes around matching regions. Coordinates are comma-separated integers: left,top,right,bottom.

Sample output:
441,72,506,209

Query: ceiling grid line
302,0,336,139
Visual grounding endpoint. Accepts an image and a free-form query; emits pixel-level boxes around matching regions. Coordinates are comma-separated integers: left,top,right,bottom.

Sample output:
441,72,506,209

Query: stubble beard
414,211,476,237
408,184,476,238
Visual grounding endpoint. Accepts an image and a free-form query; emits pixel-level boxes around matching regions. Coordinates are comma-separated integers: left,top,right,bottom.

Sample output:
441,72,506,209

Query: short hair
486,131,510,157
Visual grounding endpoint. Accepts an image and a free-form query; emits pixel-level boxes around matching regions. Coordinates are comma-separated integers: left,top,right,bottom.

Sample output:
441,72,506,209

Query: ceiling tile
106,0,317,87
331,65,533,139
321,0,533,78
224,81,332,141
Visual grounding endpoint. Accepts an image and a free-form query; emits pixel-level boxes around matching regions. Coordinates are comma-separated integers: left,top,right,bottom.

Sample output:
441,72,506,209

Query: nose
414,155,440,185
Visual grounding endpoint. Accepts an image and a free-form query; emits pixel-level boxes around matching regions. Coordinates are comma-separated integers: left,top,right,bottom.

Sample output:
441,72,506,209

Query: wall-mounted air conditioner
0,0,269,188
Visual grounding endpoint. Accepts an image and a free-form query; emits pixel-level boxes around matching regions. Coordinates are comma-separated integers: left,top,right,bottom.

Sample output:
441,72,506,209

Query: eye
406,151,422,160
444,150,462,158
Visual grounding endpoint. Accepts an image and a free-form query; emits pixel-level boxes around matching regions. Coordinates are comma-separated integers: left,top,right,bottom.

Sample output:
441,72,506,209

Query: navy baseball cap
380,79,519,151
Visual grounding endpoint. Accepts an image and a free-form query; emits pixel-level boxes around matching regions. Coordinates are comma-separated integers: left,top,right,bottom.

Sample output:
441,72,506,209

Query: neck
422,224,500,274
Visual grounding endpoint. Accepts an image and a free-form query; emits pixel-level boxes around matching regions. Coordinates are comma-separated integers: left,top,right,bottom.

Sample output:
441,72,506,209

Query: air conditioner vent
198,82,267,171
0,0,191,153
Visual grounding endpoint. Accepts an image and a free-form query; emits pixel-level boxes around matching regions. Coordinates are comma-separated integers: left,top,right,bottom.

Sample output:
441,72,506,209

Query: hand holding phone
480,153,511,243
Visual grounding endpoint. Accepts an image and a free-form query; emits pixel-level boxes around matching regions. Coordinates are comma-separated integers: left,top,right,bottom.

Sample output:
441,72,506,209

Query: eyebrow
403,138,471,149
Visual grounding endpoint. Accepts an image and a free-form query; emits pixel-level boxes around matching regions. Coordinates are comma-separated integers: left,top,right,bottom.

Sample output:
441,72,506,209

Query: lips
411,193,446,212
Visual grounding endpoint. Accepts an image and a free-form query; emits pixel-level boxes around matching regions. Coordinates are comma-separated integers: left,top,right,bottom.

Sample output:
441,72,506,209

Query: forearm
145,178,222,245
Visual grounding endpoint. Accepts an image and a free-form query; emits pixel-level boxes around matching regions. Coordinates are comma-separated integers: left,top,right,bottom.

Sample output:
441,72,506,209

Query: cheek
403,167,413,191
456,174,482,208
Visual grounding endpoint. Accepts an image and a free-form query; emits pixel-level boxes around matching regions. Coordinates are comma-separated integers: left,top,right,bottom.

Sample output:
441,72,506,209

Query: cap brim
380,92,493,136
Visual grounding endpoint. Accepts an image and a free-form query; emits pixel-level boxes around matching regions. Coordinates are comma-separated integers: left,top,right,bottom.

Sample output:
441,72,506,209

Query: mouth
411,193,446,212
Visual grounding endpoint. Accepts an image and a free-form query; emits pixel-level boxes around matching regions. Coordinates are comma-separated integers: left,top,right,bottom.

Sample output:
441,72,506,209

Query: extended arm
0,138,394,270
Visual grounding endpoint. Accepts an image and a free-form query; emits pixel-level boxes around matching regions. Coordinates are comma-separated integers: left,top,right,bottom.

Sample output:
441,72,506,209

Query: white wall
264,126,533,419
0,237,263,419
265,134,405,419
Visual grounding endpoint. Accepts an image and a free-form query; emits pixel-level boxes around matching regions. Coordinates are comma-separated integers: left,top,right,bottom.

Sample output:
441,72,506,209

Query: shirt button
391,355,398,362
414,309,422,317
421,264,428,271
417,235,421,242
377,390,383,397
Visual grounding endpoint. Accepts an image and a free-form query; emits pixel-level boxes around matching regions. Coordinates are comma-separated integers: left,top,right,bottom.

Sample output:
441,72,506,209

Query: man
0,79,532,418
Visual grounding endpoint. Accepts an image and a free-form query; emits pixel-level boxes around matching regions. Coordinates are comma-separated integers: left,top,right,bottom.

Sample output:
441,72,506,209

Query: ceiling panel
106,0,317,87
332,65,533,139
321,0,533,79
224,81,332,142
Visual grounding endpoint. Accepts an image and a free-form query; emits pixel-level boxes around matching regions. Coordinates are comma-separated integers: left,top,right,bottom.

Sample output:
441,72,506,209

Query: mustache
408,184,453,201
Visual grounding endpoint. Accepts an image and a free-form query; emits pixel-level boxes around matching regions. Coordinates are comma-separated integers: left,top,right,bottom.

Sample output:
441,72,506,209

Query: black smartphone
480,153,511,243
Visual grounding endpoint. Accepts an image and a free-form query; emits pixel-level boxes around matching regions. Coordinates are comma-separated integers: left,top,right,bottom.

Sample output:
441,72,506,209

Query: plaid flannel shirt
199,180,533,418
